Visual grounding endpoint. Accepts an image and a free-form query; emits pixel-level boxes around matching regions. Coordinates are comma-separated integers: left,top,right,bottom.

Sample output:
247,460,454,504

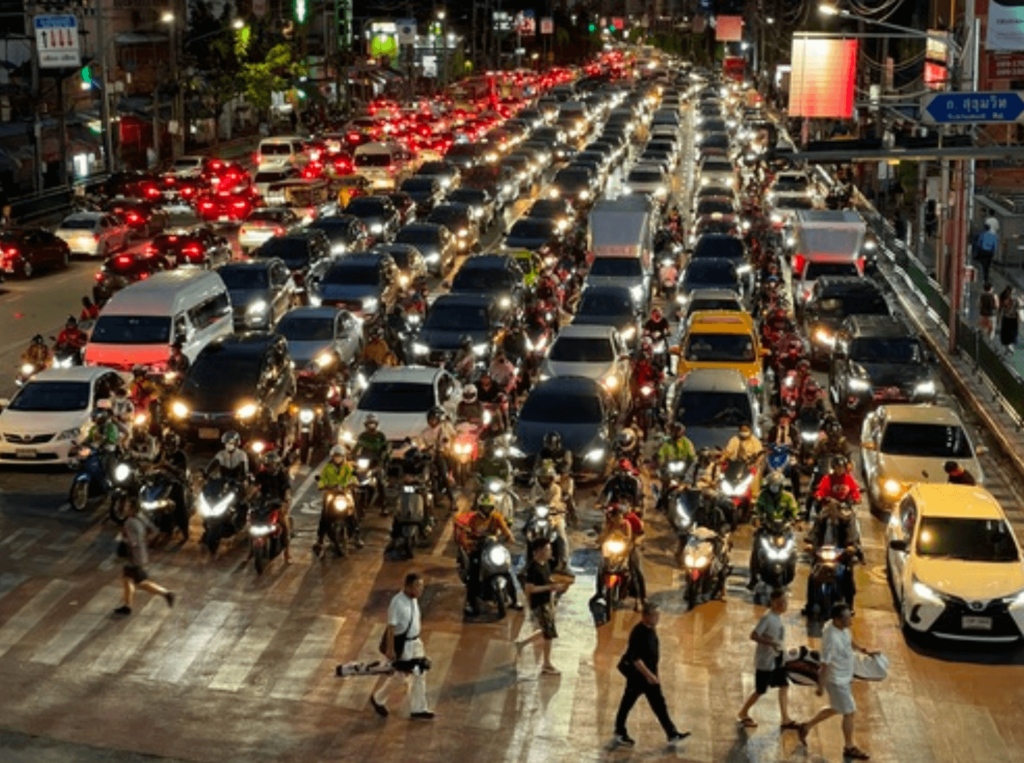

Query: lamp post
437,9,447,90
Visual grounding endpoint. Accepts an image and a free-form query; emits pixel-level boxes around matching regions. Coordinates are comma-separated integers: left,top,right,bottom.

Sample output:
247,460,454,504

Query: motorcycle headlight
340,429,356,445
299,408,315,424
914,380,935,396
114,463,132,483
620,326,637,341
412,342,429,356
724,474,753,496
814,328,835,347
601,374,619,391
55,356,73,368
370,223,384,234
200,492,235,518
848,378,870,392
236,403,258,420
362,297,379,313
770,212,782,224
250,523,275,537
668,461,684,474
820,547,839,562
603,538,627,556
473,342,489,357
688,554,708,568
315,352,335,370
247,300,268,315
584,447,605,463
801,431,819,443
171,400,190,419
20,363,33,375
579,190,590,200
332,495,349,512
487,545,511,567
535,505,550,518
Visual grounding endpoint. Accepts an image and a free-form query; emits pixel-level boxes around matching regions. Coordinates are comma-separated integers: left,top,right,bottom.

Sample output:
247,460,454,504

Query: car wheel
20,260,32,278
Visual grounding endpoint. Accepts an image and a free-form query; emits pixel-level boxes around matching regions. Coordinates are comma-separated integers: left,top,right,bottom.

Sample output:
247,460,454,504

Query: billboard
988,1,1024,52
788,37,858,119
715,15,743,42
516,10,536,36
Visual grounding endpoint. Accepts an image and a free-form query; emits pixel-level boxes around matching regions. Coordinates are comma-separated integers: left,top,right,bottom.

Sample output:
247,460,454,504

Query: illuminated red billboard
788,37,858,119
716,15,743,42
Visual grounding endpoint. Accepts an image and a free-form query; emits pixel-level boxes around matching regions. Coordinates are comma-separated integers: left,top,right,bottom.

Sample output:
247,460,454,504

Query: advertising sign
988,1,1024,52
788,37,858,119
395,18,416,46
989,53,1024,79
715,15,743,42
516,10,536,36
34,15,80,69
540,17,553,35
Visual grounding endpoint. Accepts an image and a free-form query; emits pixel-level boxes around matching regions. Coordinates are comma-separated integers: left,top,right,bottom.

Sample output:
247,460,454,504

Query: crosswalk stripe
208,607,286,693
268,614,346,700
0,572,29,605
422,630,459,711
30,586,112,666
8,528,45,560
90,596,169,674
149,600,236,684
466,639,514,730
0,579,74,659
334,623,387,711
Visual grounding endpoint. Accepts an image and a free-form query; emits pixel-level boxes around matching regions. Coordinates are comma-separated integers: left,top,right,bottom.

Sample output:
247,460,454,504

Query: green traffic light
81,65,92,85
588,23,595,32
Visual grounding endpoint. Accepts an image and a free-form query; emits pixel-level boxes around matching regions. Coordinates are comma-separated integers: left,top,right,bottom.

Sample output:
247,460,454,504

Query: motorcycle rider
748,472,800,591
475,372,508,431
21,334,51,369
453,335,479,381
475,436,513,487
128,365,158,409
810,456,862,520
766,409,801,500
487,350,517,396
80,296,100,321
384,304,409,364
55,315,88,355
803,498,862,615
694,486,732,536
798,379,826,415
597,503,647,608
454,494,518,616
418,406,456,505
455,384,484,427
314,445,361,556
529,461,569,572
722,423,765,484
253,451,292,564
538,431,577,524
150,432,190,538
600,459,644,509
207,430,250,483
643,307,671,342
360,328,398,371
657,422,696,470
110,385,135,442
83,401,120,477
166,340,190,380
614,427,642,466
355,414,390,513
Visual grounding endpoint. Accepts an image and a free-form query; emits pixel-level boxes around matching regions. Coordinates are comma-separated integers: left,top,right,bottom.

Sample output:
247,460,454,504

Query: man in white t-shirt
371,572,435,720
796,602,878,760
736,588,796,729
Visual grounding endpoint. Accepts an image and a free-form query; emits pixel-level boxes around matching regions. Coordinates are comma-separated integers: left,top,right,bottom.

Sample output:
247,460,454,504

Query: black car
103,197,169,238
426,202,479,253
550,167,597,206
410,292,505,366
169,332,296,445
414,160,461,191
829,315,935,418
449,254,525,313
343,195,400,243
572,285,642,348
306,214,370,256
678,258,742,309
0,228,70,279
526,198,574,229
217,259,297,331
399,176,444,215
251,228,331,294
803,277,891,364
445,187,497,230
147,227,232,269
394,223,457,276
309,252,400,322
691,233,751,290
503,217,560,252
93,250,169,303
369,243,427,290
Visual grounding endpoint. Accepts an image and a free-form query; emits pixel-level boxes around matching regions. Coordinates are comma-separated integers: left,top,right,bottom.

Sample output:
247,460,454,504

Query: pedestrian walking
516,538,569,676
796,603,878,761
114,502,175,615
736,589,797,730
979,282,997,340
613,603,690,748
975,222,999,284
371,572,435,720
998,286,1019,354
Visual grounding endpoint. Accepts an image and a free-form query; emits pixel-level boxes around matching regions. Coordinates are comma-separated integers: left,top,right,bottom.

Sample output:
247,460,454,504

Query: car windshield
173,159,200,170
849,336,921,363
579,291,634,317
589,258,643,278
429,208,465,226
688,298,741,315
183,354,261,395
805,262,859,280
528,201,567,218
359,381,435,412
627,170,662,183
401,179,435,192
397,228,439,245
702,161,732,173
509,219,552,239
323,264,380,286
549,337,614,363
424,303,489,330
915,517,1019,562
685,260,738,287
261,143,293,156
255,239,309,268
684,333,756,362
60,217,98,230
880,423,972,458
774,177,809,192
776,197,815,210
355,153,392,167
248,209,289,223
346,199,385,215
219,268,269,289
694,237,743,260
90,315,171,344
277,315,334,341
419,162,447,174
817,294,888,316
448,190,483,205
453,266,511,291
255,170,293,183
699,186,734,199
697,200,735,216
9,381,90,412
520,391,602,424
677,391,753,427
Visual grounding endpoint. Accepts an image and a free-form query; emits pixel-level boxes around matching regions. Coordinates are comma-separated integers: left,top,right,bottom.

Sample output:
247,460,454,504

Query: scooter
720,458,757,524
391,478,434,559
631,383,661,441
523,502,568,570
755,517,797,593
68,444,117,512
598,531,635,610
319,488,358,557
249,499,286,574
138,467,191,540
15,360,45,387
451,422,483,487
477,475,515,523
682,526,730,609
107,456,140,524
351,450,383,514
459,535,516,618
292,370,340,465
796,407,822,459
197,476,246,555
667,491,695,565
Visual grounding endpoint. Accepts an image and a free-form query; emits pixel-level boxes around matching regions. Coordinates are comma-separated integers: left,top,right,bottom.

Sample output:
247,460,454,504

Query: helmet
31,334,44,345
427,406,445,423
477,493,496,513
92,407,110,421
697,446,713,462
537,460,557,479
826,419,843,437
329,444,346,459
132,364,146,378
616,429,637,453
543,431,562,451
669,421,685,437
478,371,493,385
797,359,810,371
766,471,784,492
462,384,477,403
222,430,241,448
803,380,819,397
364,413,379,428
263,451,282,468
460,334,474,350
830,455,849,473
65,315,78,328
162,432,180,451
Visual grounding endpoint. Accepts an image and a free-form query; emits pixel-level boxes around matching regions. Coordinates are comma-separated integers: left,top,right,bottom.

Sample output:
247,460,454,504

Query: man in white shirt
796,603,877,760
371,572,435,720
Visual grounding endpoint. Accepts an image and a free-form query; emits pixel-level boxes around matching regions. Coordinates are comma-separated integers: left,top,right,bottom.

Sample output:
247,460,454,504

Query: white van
354,141,415,190
84,270,233,371
256,136,309,170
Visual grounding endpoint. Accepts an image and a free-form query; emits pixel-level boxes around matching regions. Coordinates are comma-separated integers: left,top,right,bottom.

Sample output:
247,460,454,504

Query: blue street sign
922,91,1024,125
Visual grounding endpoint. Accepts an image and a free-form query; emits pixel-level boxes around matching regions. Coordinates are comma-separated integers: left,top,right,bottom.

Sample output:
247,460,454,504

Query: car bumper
171,415,266,445
238,230,276,250
61,238,101,256
842,386,936,411
904,590,1024,643
0,439,75,465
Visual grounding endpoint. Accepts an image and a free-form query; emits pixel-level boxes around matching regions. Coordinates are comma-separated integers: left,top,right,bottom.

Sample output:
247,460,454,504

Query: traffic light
588,22,595,32
80,64,93,90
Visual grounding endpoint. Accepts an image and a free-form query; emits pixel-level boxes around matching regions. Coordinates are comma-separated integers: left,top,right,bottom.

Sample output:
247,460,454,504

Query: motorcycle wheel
607,580,621,611
254,543,268,575
204,528,221,556
685,577,698,610
403,525,418,559
108,495,128,525
298,432,311,466
492,578,507,619
69,481,89,512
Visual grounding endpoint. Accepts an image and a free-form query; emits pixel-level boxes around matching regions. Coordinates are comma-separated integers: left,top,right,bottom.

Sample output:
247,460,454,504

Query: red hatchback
0,228,70,278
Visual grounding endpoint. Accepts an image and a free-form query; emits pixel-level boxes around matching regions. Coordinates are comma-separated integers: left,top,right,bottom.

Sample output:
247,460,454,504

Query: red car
0,228,71,278
196,191,254,223
207,162,251,193
103,198,169,238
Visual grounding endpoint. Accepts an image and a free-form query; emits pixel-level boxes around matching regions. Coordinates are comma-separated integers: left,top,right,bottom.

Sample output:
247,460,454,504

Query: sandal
737,717,757,728
780,720,800,730
541,665,561,676
844,747,870,760
797,723,809,747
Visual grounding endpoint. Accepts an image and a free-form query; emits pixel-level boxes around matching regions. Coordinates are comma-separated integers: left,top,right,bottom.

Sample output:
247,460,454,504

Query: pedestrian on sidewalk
796,603,879,761
998,286,1020,354
114,502,175,616
613,603,690,749
979,282,997,340
975,222,999,284
371,572,435,720
517,538,569,676
736,589,797,730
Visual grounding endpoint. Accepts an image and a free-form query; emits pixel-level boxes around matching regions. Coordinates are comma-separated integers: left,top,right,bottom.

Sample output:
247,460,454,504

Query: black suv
217,259,296,331
398,176,444,216
829,315,935,419
306,214,370,256
309,252,400,322
251,227,331,296
802,277,890,364
410,292,506,366
169,333,296,445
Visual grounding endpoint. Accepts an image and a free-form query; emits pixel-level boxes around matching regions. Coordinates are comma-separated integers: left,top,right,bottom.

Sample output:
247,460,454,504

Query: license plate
880,387,901,399
15,448,35,459
962,616,992,631
198,427,220,440
218,215,229,222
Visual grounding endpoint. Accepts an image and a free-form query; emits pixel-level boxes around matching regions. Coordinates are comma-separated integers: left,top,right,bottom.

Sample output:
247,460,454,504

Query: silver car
238,207,300,253
54,212,129,258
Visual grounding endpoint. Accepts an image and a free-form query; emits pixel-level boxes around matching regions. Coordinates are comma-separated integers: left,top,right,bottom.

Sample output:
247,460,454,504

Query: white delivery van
84,270,233,371
584,195,656,310
256,136,309,170
789,209,869,305
354,141,416,190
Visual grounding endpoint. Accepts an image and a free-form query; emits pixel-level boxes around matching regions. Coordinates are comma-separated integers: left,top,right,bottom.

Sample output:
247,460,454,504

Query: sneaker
843,746,870,760
614,733,636,747
164,591,176,608
113,605,131,616
668,731,691,745
411,711,436,720
370,696,389,718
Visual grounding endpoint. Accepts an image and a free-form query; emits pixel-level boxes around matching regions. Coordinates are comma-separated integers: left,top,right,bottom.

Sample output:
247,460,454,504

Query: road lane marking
268,613,346,700
207,606,286,693
90,596,169,674
0,578,74,659
30,586,112,666
148,600,235,684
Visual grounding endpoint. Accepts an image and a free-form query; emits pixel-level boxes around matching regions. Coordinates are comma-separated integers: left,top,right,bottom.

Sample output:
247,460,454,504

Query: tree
239,43,306,117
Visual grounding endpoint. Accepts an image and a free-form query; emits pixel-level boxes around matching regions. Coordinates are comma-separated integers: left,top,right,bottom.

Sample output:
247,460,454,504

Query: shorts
123,564,148,584
826,681,857,715
532,602,558,640
755,665,789,695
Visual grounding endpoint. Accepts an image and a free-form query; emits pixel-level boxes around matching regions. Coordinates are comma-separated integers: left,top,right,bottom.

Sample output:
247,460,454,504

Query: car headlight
1005,590,1024,608
114,463,132,483
473,342,489,357
299,408,315,424
914,381,935,396
654,187,666,198
620,326,637,341
58,427,81,441
247,299,268,315
883,478,905,498
412,342,429,356
911,578,944,604
171,400,190,419
584,447,605,463
629,284,643,302
770,212,782,224
579,190,590,200
362,297,379,313
621,186,633,195
736,264,752,275
331,243,347,255
814,328,835,347
370,223,384,234
315,352,335,369
863,240,877,251
236,403,258,420
601,374,619,391
549,188,560,198
848,378,870,392
20,363,33,375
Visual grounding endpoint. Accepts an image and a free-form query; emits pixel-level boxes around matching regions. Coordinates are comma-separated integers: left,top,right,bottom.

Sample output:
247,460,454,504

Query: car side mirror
975,445,988,457
861,441,876,450
888,539,908,552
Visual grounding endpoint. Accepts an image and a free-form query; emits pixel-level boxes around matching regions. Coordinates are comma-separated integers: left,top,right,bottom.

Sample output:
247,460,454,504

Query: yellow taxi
673,310,765,391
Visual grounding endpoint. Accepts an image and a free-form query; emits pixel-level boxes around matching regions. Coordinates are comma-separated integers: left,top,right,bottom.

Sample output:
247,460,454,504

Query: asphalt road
0,106,1022,763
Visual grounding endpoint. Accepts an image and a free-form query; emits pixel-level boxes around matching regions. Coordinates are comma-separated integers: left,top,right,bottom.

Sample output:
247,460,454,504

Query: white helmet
462,384,478,403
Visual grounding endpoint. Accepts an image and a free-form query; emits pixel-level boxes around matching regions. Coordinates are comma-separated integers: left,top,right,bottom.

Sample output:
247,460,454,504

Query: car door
860,411,882,489
270,262,294,322
889,495,918,601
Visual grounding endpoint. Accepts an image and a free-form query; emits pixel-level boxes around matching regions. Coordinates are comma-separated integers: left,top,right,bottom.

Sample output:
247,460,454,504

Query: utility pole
95,0,115,173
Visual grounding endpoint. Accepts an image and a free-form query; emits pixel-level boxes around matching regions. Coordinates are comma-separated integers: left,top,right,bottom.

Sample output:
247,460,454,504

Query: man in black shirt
614,603,690,748
254,451,292,563
516,538,568,676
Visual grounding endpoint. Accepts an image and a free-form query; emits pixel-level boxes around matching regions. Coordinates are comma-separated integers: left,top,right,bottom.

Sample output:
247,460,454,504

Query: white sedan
0,367,124,465
55,212,130,257
540,324,632,412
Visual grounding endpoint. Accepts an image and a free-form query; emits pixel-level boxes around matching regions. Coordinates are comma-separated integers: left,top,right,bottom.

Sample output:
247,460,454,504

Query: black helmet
65,315,78,327
222,430,241,448
459,334,473,350
830,455,849,473
172,339,184,351
162,432,180,451
427,406,445,423
31,334,44,345
543,431,561,451
263,451,282,468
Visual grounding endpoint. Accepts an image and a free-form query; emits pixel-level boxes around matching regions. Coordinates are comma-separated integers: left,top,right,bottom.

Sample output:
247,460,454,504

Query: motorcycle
796,407,823,460
248,499,287,574
459,535,516,618
15,360,45,387
451,422,483,487
319,488,358,557
392,476,434,559
138,467,191,539
477,474,515,523
667,492,695,565
598,531,635,610
291,370,339,465
351,450,383,514
755,517,797,592
657,255,680,302
682,526,730,609
719,458,758,524
68,444,116,512
631,383,661,440
197,475,246,555
107,456,140,524
51,340,83,368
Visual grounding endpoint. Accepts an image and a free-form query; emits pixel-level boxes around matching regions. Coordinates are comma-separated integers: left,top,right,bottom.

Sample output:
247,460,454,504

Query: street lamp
436,8,448,89
158,9,182,162
818,3,959,50
232,18,245,30
160,10,174,23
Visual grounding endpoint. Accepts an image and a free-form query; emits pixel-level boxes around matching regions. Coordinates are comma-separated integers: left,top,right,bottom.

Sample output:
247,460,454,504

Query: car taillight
232,200,247,209
274,226,285,236
184,244,202,255
95,272,103,281
144,186,160,198
201,201,214,210
116,255,131,265
254,153,261,164
93,233,100,242
182,187,195,197
792,253,805,275
145,244,157,255
127,212,140,223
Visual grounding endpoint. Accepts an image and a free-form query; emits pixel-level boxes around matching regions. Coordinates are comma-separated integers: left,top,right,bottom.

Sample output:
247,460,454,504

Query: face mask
739,431,751,440
769,484,781,494
226,444,236,452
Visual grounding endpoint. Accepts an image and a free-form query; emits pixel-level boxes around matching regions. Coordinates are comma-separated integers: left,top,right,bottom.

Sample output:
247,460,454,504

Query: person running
114,501,175,615
736,589,797,730
516,538,568,676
